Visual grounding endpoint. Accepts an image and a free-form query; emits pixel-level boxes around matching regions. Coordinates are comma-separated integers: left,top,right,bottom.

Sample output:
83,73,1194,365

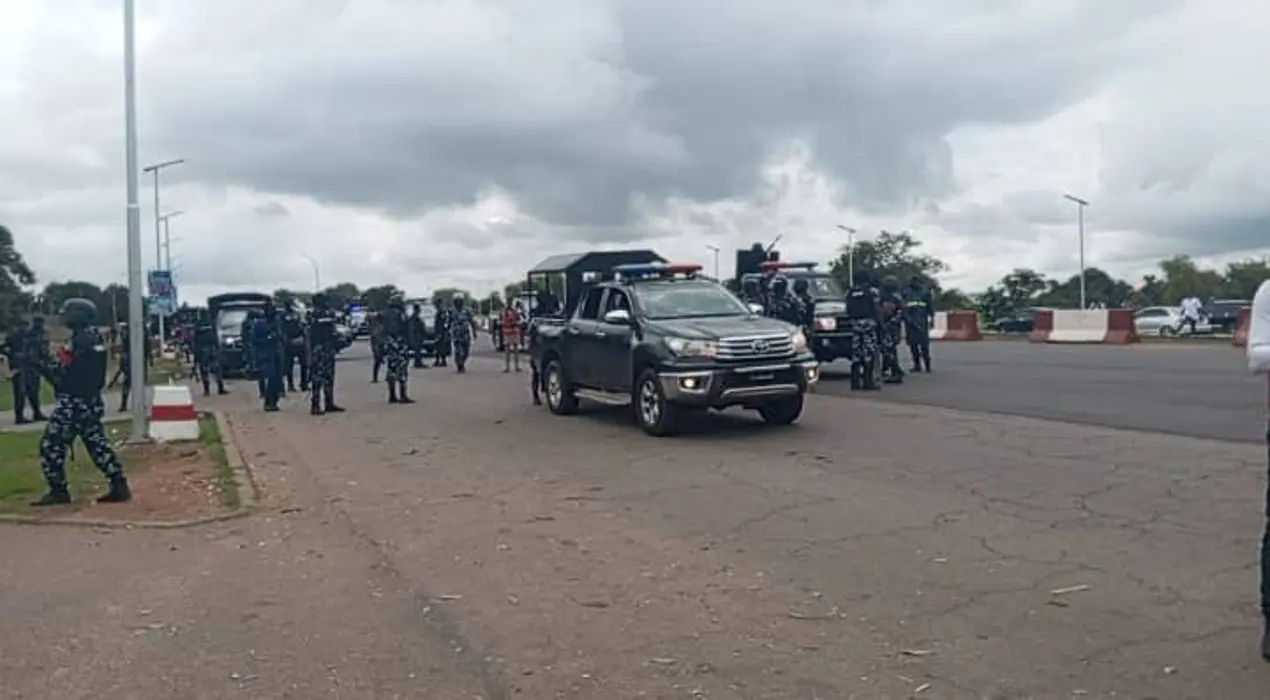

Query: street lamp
142,158,183,351
705,244,720,279
1063,194,1089,310
158,210,182,271
299,254,321,291
122,0,148,440
836,225,857,287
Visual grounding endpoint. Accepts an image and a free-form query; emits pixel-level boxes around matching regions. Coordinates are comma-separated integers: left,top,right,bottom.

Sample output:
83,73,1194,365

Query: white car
1133,306,1213,337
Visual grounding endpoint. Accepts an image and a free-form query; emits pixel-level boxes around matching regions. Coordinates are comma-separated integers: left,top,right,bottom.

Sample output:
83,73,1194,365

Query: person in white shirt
1247,280,1270,660
1177,296,1204,335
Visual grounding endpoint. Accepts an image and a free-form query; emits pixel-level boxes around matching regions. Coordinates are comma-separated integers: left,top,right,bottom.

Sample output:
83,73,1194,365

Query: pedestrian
408,303,426,369
31,298,130,506
193,309,227,396
1245,279,1270,660
252,302,283,411
1178,295,1204,335
382,298,415,403
306,293,345,415
432,297,452,367
845,273,881,391
903,278,934,373
500,302,525,372
449,296,476,373
369,313,387,383
878,275,905,384
280,300,308,392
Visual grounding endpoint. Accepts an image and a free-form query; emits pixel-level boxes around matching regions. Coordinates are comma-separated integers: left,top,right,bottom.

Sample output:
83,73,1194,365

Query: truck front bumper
657,359,819,407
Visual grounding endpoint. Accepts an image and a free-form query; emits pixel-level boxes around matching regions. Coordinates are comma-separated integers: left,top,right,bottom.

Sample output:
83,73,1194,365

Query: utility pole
836,225,857,287
123,0,147,439
1064,194,1089,310
143,158,184,349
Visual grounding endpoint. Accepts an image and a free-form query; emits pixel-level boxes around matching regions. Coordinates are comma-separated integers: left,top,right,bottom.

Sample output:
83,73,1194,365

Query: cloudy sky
2,0,1267,304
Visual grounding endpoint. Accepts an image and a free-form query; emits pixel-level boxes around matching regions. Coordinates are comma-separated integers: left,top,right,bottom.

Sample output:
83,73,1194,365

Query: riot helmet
58,298,97,329
792,278,809,296
770,276,789,295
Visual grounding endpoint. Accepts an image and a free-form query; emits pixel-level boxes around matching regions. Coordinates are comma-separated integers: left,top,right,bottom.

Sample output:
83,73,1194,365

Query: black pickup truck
532,262,820,436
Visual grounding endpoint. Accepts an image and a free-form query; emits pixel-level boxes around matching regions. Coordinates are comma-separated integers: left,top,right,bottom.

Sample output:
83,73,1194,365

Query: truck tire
757,394,804,426
544,359,579,415
635,369,683,436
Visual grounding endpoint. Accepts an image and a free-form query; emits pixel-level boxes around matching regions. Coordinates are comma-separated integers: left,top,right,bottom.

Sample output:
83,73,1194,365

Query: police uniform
845,281,882,391
407,305,426,368
878,280,906,384
252,304,283,411
22,319,48,419
765,277,806,327
32,299,130,506
4,321,44,423
904,283,934,372
449,299,475,372
280,305,308,391
193,312,227,396
306,296,345,415
382,300,414,403
369,314,387,382
433,300,452,367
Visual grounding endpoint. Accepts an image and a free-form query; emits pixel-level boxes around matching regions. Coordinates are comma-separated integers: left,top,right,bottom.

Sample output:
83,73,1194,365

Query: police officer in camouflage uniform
904,278,934,373
369,313,387,383
765,276,805,326
844,274,882,391
193,309,227,396
382,297,415,403
32,298,130,506
280,300,308,392
449,296,475,373
306,293,345,415
407,303,426,369
878,275,906,384
432,297,452,367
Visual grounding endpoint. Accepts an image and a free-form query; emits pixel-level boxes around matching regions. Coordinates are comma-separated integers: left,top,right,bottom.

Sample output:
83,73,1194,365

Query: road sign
147,269,176,316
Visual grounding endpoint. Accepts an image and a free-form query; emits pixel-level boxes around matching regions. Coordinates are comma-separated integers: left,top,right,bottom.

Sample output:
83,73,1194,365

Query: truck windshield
801,274,843,300
636,282,751,319
216,308,250,335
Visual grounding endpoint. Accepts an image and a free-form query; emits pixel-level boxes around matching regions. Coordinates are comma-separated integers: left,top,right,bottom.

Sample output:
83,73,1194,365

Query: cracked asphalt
2,341,1268,699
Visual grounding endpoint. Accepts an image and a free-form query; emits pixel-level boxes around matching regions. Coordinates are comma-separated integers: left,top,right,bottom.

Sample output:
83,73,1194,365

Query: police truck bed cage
527,249,667,316
207,292,271,312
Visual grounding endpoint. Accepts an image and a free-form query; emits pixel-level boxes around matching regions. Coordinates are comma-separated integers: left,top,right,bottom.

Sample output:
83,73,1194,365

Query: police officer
766,276,805,326
31,298,130,506
193,309,227,396
240,310,259,391
4,319,42,423
22,317,48,419
449,296,476,373
382,298,414,403
108,323,135,411
280,300,308,392
845,273,882,391
741,277,763,309
306,293,345,415
791,277,815,327
369,313,387,383
251,302,283,411
878,275,906,384
904,278,934,373
407,303,426,369
432,297,452,367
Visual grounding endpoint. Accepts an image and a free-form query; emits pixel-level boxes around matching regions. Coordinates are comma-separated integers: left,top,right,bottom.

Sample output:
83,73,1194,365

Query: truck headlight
813,316,836,331
665,337,716,358
791,330,807,351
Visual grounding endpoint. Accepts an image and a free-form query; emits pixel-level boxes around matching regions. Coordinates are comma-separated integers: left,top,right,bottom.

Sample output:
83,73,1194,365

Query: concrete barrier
149,384,199,441
943,310,981,340
1233,306,1251,347
1029,309,1139,344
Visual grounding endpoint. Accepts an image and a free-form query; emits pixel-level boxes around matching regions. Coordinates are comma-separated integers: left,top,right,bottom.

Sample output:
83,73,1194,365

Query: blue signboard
148,269,176,315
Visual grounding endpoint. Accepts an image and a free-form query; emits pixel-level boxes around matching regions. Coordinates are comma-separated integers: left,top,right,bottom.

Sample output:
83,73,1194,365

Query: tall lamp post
836,225,857,287
1063,194,1089,310
143,158,183,347
159,210,183,271
300,254,321,291
122,0,149,439
705,244,720,279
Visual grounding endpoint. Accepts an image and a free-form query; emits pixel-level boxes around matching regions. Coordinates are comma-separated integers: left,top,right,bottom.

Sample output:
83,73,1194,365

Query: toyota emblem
751,339,770,353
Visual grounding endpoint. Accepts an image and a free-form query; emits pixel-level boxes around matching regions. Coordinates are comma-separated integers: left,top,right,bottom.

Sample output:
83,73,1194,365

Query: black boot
14,414,29,425
31,488,71,507
388,382,399,403
31,411,46,421
398,386,415,404
202,381,211,396
97,477,131,503
217,382,228,395
849,362,861,390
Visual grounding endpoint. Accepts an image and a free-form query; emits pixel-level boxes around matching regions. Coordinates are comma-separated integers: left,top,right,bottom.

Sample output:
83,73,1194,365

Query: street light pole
123,0,148,440
836,225,857,287
1064,194,1089,310
300,254,321,291
159,210,183,271
143,158,184,348
705,244,720,279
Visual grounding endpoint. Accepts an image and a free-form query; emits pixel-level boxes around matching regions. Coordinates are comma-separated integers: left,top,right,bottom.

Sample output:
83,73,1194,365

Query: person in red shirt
499,302,525,372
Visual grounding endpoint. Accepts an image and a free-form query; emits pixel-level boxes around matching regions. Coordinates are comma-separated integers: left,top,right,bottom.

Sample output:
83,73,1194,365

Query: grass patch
0,379,56,413
0,420,131,511
199,413,240,509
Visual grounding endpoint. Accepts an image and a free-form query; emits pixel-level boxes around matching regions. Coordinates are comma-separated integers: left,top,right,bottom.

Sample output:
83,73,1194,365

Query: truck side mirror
748,303,764,314
602,309,631,325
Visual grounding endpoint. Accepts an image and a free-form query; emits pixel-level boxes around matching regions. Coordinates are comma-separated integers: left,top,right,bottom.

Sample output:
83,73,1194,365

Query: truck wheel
635,369,682,436
758,395,804,425
544,359,579,415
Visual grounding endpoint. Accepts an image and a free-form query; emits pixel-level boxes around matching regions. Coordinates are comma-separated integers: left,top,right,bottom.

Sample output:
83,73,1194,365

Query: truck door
595,288,635,392
566,287,607,387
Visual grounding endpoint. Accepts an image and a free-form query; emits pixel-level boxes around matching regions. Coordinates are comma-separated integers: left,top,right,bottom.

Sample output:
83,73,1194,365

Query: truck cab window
604,290,630,314
578,288,605,320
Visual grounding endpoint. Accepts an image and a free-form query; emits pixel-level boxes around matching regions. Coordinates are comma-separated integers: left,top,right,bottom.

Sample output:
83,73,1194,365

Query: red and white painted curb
1029,309,1138,344
149,384,199,441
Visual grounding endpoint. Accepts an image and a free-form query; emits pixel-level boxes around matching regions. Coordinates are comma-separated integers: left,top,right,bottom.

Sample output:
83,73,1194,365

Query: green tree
1036,268,1132,309
431,287,470,305
1221,259,1270,299
1158,255,1223,304
827,230,948,292
503,282,525,301
0,225,36,331
40,281,106,315
361,284,402,311
936,288,973,310
319,282,360,308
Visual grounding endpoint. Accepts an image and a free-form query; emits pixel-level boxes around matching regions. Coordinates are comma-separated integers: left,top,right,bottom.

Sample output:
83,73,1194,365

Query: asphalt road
814,340,1267,443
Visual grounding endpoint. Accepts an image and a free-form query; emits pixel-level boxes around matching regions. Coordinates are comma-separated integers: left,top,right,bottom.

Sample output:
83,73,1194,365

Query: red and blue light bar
760,260,818,270
611,262,703,277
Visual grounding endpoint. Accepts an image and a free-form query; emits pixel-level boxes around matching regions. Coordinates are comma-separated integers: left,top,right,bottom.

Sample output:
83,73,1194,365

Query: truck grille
717,333,794,360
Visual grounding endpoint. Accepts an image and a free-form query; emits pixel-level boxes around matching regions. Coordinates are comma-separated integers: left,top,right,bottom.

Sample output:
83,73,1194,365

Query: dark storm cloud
138,0,1175,232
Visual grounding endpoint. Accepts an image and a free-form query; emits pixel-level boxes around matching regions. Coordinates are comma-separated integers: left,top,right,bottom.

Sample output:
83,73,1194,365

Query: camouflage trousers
309,346,337,408
385,338,409,383
453,337,471,366
847,319,880,365
40,395,124,491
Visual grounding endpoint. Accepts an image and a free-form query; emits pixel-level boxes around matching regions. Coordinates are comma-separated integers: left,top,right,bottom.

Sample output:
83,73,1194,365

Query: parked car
990,309,1040,334
1133,306,1213,337
1206,299,1250,334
